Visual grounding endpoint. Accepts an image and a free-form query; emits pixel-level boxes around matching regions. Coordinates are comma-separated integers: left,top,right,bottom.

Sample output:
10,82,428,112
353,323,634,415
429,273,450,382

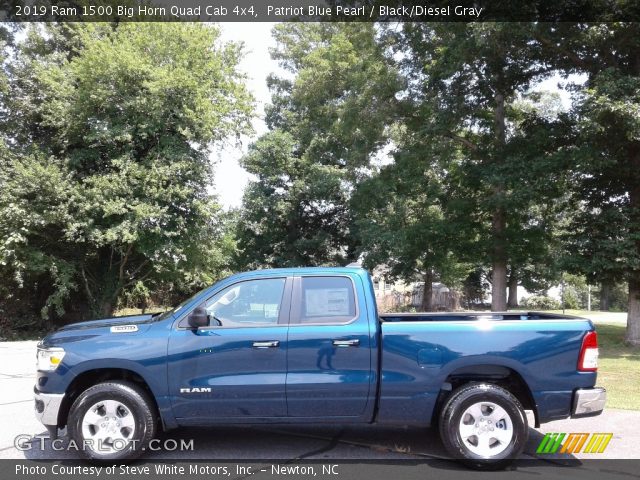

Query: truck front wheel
439,383,528,469
68,381,157,461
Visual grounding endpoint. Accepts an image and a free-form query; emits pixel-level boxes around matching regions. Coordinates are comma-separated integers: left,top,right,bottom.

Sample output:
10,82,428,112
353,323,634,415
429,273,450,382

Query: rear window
299,276,357,324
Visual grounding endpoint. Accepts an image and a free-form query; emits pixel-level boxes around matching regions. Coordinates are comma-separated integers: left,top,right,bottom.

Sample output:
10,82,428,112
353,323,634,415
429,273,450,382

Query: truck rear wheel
439,383,528,470
68,381,157,461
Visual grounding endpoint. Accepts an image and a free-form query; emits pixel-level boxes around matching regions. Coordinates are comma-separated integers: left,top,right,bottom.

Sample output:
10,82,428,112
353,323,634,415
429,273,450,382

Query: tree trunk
90,272,122,319
507,271,519,308
599,281,612,311
491,90,508,312
421,271,434,312
492,256,508,311
626,147,640,345
626,273,640,346
100,300,114,318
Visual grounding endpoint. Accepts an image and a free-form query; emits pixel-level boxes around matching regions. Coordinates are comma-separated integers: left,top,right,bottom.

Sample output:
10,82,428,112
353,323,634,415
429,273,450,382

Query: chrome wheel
81,399,136,454
458,401,514,457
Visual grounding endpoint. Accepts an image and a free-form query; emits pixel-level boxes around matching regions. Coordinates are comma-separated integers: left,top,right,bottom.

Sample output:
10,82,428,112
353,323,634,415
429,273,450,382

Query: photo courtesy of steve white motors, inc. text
14,463,339,477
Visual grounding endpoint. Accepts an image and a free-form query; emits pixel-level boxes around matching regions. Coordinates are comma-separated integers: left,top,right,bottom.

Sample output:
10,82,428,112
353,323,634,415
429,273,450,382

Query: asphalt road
1,340,638,472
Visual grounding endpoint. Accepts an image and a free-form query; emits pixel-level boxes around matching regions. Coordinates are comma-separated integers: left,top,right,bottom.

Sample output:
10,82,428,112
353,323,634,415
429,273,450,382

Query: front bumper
34,387,65,426
572,387,606,417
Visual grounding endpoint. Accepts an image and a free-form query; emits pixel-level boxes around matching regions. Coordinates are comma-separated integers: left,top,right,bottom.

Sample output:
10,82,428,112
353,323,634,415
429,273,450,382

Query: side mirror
188,307,209,329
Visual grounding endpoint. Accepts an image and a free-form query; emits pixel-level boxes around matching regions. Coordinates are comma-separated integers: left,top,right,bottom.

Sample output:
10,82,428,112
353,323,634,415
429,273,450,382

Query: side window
298,276,357,325
204,278,286,327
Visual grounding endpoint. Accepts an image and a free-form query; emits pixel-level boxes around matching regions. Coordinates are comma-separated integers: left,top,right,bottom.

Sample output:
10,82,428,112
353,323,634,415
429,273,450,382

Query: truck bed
376,311,596,426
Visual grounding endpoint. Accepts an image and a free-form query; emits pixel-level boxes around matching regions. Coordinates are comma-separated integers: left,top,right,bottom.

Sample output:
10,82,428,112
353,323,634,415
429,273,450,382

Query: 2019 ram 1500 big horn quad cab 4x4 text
34,267,605,468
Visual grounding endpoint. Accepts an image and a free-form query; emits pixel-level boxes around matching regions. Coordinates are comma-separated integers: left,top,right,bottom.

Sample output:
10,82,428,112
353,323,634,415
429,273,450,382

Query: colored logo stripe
560,433,589,454
583,433,613,453
537,433,613,454
537,433,565,454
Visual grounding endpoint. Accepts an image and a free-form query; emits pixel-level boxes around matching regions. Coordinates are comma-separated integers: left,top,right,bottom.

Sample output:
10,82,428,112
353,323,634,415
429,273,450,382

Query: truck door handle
252,340,280,349
332,339,360,347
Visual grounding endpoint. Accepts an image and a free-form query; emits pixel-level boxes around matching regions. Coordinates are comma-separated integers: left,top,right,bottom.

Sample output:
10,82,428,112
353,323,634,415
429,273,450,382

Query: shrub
522,295,561,310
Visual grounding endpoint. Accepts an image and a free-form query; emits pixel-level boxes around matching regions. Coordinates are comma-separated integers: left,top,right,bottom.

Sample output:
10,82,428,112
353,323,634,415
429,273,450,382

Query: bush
562,287,581,309
522,295,561,310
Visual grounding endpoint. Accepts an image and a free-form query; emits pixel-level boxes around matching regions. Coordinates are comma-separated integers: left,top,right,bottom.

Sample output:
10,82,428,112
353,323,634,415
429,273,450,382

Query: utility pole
587,285,591,312
561,273,565,315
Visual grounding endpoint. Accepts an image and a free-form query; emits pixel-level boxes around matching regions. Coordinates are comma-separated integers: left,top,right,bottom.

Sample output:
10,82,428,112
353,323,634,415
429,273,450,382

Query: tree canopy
236,23,400,268
0,23,252,323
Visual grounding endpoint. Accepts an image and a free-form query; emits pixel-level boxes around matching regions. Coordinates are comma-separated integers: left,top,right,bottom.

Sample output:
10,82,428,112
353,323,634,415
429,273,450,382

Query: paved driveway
1,341,638,467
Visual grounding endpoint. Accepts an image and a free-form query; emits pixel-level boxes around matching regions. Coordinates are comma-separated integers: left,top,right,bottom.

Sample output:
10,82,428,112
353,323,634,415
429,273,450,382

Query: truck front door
168,277,292,420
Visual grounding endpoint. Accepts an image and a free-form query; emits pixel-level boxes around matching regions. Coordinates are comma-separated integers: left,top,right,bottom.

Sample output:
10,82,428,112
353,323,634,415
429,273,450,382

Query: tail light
578,331,598,372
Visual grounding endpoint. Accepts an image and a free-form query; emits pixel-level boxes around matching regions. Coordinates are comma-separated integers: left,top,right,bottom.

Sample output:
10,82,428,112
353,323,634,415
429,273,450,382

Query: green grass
592,322,640,410
544,309,626,318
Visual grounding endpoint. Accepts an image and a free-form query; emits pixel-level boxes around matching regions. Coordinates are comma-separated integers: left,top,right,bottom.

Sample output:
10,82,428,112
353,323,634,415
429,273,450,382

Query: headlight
36,347,65,372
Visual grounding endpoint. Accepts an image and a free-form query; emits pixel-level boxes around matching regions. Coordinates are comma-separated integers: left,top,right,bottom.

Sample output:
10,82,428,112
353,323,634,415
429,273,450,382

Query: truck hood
39,314,158,348
56,314,156,332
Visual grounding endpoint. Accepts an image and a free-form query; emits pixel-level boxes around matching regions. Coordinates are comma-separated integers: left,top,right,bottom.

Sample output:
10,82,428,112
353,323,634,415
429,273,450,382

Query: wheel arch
433,363,538,427
58,368,162,429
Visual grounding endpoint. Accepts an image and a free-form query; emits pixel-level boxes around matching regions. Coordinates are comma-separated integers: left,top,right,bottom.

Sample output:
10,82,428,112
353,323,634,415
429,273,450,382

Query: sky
214,22,280,209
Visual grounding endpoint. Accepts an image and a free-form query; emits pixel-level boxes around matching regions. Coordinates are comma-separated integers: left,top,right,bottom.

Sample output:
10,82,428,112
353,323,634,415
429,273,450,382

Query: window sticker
250,303,279,318
305,288,350,316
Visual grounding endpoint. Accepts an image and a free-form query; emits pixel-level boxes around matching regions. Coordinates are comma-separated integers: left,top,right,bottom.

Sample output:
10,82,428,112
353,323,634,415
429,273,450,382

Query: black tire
438,383,528,470
68,381,157,461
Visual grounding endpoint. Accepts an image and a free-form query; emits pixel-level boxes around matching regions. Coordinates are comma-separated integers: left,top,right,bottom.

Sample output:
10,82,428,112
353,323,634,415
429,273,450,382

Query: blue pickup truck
34,267,605,468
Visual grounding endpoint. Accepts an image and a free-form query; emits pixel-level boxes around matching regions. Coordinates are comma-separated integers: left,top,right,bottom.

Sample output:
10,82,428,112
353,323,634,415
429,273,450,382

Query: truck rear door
286,274,375,419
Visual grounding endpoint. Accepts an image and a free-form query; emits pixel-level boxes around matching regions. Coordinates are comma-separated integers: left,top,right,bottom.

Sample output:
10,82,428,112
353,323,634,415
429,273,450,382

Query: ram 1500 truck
34,267,605,468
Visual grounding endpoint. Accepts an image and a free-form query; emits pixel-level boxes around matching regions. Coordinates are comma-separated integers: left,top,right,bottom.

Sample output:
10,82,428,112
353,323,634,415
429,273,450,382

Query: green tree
0,23,252,322
547,23,640,344
391,23,565,311
237,23,400,268
353,140,474,311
